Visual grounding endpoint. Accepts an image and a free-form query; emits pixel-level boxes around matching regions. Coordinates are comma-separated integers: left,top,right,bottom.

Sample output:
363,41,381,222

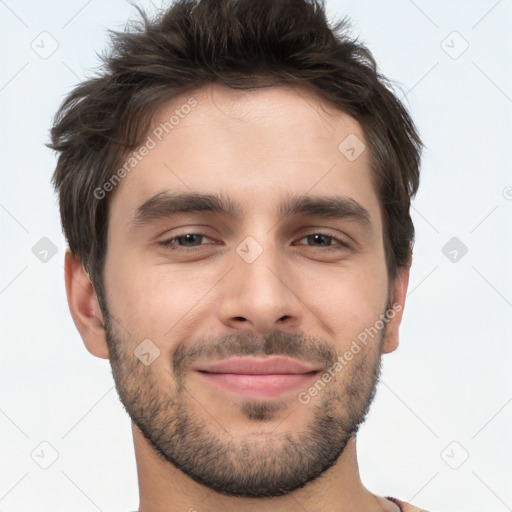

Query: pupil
183,234,199,245
311,234,328,246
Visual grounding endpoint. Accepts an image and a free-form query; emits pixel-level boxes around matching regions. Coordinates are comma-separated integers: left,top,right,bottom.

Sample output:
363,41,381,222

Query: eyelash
158,231,351,252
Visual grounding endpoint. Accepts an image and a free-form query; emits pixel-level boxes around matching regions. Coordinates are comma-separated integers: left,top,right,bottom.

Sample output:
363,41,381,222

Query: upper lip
192,356,321,375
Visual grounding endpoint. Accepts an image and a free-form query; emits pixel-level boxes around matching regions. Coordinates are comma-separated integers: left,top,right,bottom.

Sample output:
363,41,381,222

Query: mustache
172,329,339,381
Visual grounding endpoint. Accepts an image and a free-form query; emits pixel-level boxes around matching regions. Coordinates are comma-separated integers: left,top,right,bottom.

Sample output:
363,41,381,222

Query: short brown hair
49,0,422,296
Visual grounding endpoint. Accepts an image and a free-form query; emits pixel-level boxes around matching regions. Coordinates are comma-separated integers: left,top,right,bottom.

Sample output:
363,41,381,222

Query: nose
216,238,304,336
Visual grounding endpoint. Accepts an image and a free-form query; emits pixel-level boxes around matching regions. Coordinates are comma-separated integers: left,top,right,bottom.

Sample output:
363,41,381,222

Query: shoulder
392,497,430,512
386,496,430,512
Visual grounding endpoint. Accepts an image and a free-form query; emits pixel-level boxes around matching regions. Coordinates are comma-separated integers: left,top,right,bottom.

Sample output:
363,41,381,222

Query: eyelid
295,232,351,248
158,230,213,248
158,229,352,252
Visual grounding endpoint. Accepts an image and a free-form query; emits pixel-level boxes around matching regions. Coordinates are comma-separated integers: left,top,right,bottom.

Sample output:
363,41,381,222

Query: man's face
95,82,405,497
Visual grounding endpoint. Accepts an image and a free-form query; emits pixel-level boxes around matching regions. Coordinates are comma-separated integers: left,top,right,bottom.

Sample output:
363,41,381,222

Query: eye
295,233,350,250
159,232,215,251
158,231,351,253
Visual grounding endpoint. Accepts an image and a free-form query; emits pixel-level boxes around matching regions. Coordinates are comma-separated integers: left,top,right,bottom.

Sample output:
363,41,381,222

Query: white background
1,1,511,511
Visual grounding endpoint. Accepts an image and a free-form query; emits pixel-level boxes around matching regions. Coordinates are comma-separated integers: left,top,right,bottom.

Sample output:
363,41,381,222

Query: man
49,0,427,510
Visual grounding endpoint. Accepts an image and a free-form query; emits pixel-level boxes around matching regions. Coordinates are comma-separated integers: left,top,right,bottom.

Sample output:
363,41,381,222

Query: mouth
191,356,321,399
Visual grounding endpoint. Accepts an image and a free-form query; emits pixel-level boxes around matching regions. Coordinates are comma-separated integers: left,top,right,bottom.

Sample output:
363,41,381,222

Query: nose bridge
237,234,285,297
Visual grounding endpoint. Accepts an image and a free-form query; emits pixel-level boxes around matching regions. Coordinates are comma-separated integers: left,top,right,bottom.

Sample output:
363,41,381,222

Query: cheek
104,250,218,339
301,262,388,342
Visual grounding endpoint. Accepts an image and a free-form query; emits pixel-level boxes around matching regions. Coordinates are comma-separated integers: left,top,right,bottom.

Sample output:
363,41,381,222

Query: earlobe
64,250,110,359
381,265,410,355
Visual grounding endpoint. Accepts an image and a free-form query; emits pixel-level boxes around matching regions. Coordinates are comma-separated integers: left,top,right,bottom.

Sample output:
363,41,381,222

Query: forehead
108,81,381,228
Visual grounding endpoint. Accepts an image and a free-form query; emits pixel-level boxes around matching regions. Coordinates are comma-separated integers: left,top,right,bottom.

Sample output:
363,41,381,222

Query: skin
65,81,410,512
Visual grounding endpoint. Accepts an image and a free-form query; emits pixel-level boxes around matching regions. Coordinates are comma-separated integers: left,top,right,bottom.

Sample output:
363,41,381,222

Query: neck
132,424,397,512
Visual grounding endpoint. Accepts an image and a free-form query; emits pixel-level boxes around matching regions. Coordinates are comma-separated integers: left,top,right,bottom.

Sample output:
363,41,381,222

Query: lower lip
194,371,319,399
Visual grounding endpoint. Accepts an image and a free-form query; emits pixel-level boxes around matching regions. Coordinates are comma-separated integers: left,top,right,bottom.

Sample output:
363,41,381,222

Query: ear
64,250,109,359
381,265,410,355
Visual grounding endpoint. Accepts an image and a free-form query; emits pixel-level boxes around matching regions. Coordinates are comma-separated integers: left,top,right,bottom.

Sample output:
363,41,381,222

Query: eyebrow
132,191,372,230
